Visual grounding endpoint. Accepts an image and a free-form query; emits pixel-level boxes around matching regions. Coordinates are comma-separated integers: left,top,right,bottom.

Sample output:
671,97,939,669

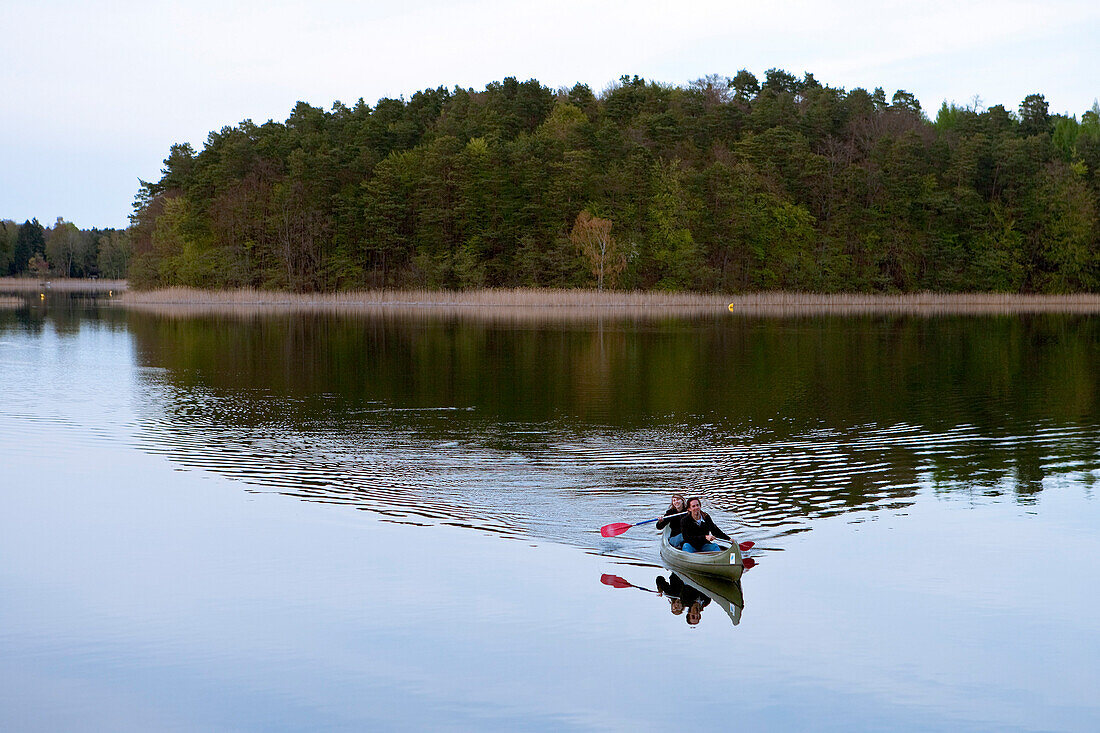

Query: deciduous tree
570,210,624,290
45,218,86,277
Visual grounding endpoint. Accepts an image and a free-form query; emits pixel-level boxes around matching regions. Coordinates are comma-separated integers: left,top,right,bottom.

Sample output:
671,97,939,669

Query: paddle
687,542,758,569
600,511,688,538
600,515,756,553
600,574,657,592
712,538,756,552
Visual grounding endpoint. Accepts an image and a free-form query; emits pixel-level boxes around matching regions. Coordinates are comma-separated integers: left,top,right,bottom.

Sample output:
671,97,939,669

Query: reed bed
119,287,730,322
121,302,730,323
117,287,1100,320
120,287,728,307
0,277,127,292
0,296,23,309
725,291,1100,316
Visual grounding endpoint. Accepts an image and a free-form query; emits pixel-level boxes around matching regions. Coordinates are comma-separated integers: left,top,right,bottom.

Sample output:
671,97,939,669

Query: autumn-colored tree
570,210,624,290
28,252,50,278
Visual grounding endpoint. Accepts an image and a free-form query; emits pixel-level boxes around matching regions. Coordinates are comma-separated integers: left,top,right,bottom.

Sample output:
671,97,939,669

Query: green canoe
659,525,744,581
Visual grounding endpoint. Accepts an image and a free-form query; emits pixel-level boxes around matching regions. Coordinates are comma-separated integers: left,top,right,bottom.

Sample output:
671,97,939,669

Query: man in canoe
680,497,730,552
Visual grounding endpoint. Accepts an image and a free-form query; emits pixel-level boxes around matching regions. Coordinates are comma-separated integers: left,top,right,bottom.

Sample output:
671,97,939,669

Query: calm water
2,293,1099,731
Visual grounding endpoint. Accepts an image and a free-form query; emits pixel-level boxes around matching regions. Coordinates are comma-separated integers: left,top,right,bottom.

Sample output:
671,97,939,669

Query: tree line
1,218,132,280
128,71,1100,292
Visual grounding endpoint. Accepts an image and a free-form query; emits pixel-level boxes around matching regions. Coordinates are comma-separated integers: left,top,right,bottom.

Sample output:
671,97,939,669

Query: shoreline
6,280,1100,316
0,277,126,292
116,286,1100,318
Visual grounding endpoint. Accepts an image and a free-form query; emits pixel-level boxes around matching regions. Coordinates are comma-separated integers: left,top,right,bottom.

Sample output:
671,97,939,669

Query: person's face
671,600,684,614
687,603,702,625
688,499,702,518
672,496,684,510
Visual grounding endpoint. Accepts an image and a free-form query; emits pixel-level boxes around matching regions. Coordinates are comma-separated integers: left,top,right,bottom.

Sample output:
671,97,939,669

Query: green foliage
126,74,1100,294
1028,166,1099,292
0,220,17,274
646,159,702,289
1019,94,1051,137
731,70,759,102
1052,116,1079,160
891,90,923,117
2,217,124,280
934,102,961,131
97,231,132,279
45,218,87,277
13,219,45,276
969,203,1026,291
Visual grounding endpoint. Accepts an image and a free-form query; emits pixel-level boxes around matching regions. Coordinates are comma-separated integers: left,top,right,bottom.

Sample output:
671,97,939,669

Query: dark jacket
655,574,685,598
656,574,709,608
655,507,684,536
680,511,730,549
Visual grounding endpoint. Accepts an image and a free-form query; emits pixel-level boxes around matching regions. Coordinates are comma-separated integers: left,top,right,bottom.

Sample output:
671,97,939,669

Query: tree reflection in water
113,310,1100,554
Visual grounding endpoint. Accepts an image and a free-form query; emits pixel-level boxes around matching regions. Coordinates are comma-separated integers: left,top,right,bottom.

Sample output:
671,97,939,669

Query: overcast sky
3,0,1098,229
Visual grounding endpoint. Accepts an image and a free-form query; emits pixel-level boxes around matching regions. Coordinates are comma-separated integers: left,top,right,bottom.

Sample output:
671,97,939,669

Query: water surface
1,293,1098,731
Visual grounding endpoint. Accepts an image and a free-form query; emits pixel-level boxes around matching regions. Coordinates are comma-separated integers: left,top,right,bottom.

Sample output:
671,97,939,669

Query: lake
2,291,1098,731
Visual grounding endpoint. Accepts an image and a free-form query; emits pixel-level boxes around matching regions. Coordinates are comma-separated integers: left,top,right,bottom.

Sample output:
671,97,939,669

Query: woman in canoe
655,493,687,548
680,497,730,552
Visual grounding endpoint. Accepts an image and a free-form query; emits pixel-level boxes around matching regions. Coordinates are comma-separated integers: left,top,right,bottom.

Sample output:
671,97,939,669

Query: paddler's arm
707,515,730,542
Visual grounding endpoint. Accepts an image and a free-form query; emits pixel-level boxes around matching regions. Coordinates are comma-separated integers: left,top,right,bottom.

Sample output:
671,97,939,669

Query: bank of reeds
0,296,23,308
120,287,728,307
0,277,127,292
119,287,723,321
117,287,1100,320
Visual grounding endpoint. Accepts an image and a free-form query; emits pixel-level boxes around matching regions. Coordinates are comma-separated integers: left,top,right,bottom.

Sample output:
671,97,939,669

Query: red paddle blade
600,574,633,588
742,557,756,570
739,541,755,551
600,523,632,537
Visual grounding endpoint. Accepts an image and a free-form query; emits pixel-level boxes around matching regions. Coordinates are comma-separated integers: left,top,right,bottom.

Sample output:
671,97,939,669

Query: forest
1,218,131,280
122,70,1100,293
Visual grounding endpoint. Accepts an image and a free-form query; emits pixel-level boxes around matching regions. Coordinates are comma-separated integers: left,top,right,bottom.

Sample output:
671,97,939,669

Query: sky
2,0,1098,230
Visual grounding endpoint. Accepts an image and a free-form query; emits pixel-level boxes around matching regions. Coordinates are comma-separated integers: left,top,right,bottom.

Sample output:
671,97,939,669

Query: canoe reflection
657,569,744,627
600,568,745,627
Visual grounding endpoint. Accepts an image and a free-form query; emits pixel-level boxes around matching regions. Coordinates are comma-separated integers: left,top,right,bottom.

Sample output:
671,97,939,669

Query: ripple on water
124,375,1100,564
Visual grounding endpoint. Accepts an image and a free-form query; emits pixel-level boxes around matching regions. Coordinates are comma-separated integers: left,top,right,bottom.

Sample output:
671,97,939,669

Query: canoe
659,525,744,581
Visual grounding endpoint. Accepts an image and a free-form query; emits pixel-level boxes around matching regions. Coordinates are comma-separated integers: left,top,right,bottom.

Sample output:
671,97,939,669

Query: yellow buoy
728,303,735,312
